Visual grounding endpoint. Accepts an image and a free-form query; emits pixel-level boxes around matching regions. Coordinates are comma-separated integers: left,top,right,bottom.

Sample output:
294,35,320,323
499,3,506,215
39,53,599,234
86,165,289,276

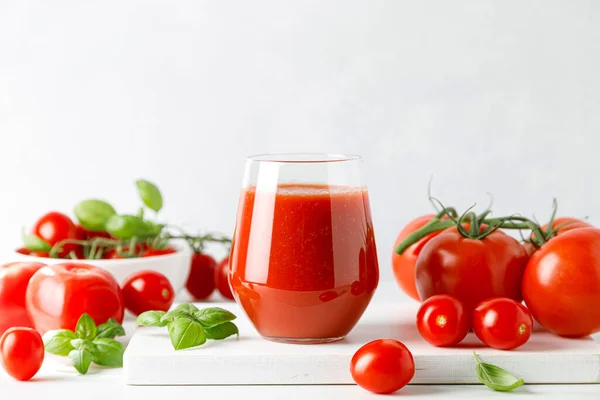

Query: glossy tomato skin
122,270,174,316
0,262,45,335
350,339,415,394
26,263,124,334
0,327,44,381
415,229,528,313
523,228,600,337
392,214,446,301
32,211,77,246
543,217,592,236
416,294,469,347
143,247,177,257
216,256,234,300
472,297,533,350
186,253,216,300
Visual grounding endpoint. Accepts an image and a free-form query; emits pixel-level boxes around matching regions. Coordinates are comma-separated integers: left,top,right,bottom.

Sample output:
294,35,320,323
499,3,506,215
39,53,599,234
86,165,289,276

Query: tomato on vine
472,297,533,350
416,294,469,347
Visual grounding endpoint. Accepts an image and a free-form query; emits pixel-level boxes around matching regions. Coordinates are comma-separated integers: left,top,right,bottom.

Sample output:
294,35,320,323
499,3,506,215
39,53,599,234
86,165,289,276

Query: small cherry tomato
143,247,177,257
0,327,44,381
350,339,415,394
32,211,78,246
215,256,233,300
472,297,533,350
0,262,45,335
416,294,469,347
122,270,174,316
186,252,216,300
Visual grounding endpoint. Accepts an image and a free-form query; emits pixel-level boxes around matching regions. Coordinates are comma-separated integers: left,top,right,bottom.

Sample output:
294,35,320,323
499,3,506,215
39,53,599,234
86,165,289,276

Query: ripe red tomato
415,228,528,313
143,247,177,257
26,263,124,334
472,297,533,350
122,270,174,316
392,214,446,301
185,252,216,300
416,294,469,347
0,327,44,381
0,262,45,335
76,224,111,240
215,256,234,300
32,211,78,246
523,228,600,337
350,339,415,394
543,217,592,236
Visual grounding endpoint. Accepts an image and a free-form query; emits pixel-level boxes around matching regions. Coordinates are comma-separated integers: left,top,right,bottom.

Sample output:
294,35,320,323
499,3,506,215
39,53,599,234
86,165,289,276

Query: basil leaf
105,215,155,240
193,307,237,328
43,330,77,356
204,322,239,340
23,234,51,252
175,303,199,313
168,317,206,350
69,348,93,375
74,199,116,231
91,338,125,367
96,318,126,339
136,179,163,213
75,314,97,340
160,309,190,324
137,311,168,327
474,352,524,392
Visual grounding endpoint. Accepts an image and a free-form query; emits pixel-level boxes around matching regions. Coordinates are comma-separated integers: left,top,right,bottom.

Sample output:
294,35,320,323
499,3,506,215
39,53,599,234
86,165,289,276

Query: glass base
262,335,346,344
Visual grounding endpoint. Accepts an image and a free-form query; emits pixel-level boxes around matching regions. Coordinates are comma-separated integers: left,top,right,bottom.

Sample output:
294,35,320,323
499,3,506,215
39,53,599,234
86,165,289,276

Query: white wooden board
124,301,600,385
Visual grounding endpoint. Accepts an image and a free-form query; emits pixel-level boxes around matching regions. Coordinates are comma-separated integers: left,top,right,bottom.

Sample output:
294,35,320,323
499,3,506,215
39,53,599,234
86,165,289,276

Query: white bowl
10,241,193,293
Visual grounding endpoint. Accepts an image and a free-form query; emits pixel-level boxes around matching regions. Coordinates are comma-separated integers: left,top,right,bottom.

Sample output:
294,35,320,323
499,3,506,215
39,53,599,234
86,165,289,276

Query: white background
1,0,599,286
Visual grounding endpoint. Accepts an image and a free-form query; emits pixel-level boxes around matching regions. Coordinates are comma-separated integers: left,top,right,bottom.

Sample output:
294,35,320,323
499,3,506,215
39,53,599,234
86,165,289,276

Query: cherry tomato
415,228,528,313
472,297,533,350
416,294,469,347
26,263,124,334
215,256,234,300
185,252,216,300
0,262,45,335
392,214,446,301
0,327,44,381
122,270,174,316
32,211,78,246
143,247,177,257
350,339,415,394
523,228,600,337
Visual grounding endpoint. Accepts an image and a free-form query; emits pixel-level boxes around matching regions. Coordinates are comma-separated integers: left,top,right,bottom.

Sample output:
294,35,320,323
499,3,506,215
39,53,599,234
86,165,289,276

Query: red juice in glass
230,154,379,344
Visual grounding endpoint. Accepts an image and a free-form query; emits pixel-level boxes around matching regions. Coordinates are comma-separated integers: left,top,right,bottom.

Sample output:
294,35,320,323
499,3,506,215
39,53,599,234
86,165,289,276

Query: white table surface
2,282,599,399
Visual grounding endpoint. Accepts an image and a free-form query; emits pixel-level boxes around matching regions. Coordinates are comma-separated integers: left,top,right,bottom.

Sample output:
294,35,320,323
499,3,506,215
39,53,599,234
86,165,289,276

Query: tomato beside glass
350,339,415,394
0,262,45,335
186,252,216,300
0,327,44,381
416,294,469,347
472,297,533,350
122,270,174,316
215,256,233,300
26,263,124,334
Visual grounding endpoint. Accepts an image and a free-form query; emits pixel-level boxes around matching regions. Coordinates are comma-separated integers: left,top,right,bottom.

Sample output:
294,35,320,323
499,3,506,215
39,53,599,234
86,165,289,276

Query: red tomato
32,211,77,246
16,247,50,258
350,339,415,394
185,252,216,300
215,256,233,300
416,294,469,347
143,247,177,257
473,297,533,350
0,262,45,335
122,270,174,316
415,228,528,313
26,263,124,334
543,217,592,236
392,214,446,301
0,327,44,381
523,228,600,337
104,245,144,259
76,224,112,240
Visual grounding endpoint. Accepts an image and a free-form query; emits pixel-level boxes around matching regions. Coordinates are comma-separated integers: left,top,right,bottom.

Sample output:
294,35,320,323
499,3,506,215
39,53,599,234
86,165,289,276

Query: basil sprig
474,352,524,392
43,314,126,375
137,304,239,350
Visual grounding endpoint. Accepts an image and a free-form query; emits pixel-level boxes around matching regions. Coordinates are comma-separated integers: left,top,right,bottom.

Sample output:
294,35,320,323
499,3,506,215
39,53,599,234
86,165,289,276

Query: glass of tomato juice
229,153,379,344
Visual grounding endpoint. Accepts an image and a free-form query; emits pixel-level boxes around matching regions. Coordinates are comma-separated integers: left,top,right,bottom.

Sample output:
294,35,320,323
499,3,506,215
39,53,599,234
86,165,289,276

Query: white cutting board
123,300,600,385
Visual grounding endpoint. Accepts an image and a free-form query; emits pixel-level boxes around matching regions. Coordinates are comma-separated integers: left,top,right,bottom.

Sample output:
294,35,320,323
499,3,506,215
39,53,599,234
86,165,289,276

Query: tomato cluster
186,254,234,301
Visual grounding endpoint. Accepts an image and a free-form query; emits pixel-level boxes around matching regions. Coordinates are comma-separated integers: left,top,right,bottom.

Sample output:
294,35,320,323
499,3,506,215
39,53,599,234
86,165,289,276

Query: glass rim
246,153,362,164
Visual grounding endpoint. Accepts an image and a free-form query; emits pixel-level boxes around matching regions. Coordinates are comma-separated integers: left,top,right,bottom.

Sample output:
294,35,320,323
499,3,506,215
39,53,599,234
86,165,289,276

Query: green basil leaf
43,329,77,356
75,314,97,340
95,318,126,339
23,234,51,252
105,215,155,240
160,309,190,324
175,303,199,313
193,307,237,328
136,179,163,213
474,352,524,392
74,199,117,231
204,322,239,340
167,317,206,350
91,338,125,367
69,348,93,375
70,338,97,353
137,311,168,327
